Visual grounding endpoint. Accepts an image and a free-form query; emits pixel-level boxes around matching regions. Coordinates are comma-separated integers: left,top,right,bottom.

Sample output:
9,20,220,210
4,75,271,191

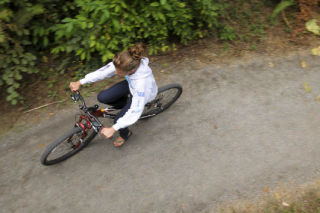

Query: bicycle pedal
104,107,117,112
102,107,109,112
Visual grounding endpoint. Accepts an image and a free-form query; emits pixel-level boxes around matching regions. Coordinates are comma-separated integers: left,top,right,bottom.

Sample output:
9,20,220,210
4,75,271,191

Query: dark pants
97,80,131,140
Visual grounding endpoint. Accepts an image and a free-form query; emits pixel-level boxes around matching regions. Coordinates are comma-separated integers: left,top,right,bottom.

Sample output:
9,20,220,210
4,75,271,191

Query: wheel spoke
46,132,82,161
155,88,179,109
141,86,182,117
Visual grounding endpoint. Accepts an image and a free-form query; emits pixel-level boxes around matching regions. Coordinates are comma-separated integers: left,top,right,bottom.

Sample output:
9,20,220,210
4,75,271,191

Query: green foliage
0,50,38,105
51,0,223,64
0,0,74,104
0,1,41,104
218,0,269,47
219,26,236,41
271,0,296,18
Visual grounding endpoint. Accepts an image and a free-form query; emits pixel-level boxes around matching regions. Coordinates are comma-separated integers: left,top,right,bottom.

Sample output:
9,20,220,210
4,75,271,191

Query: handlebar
71,91,85,108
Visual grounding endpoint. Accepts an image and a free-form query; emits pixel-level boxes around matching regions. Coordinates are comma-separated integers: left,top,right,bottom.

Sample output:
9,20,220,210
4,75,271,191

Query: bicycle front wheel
41,127,97,166
141,83,183,118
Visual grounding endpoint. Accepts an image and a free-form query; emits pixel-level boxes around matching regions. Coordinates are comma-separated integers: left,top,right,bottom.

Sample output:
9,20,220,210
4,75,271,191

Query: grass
216,183,320,213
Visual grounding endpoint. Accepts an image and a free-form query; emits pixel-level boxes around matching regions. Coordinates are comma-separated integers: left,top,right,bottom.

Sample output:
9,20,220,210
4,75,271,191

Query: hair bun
128,43,145,60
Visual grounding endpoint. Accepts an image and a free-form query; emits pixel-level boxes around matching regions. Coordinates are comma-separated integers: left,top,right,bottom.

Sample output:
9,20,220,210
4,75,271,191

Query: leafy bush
0,2,43,104
0,0,74,104
51,0,223,63
0,0,239,105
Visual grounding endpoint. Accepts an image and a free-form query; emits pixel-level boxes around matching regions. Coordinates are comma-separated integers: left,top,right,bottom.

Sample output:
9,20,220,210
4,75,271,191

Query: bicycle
40,83,182,166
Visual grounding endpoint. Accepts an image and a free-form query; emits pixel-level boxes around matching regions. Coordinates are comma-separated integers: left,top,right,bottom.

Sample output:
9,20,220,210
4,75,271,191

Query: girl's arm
112,85,146,131
79,62,116,85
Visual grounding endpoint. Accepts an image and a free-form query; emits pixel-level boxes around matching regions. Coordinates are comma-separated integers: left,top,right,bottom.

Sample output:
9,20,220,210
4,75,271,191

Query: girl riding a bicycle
69,43,158,147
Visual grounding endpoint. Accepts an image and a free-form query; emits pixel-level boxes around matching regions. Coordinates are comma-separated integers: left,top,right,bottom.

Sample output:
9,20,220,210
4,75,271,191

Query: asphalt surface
1,50,320,213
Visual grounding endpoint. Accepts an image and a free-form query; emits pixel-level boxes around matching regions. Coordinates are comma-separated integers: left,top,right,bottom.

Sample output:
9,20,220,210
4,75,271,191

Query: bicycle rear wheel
141,83,182,119
40,127,97,165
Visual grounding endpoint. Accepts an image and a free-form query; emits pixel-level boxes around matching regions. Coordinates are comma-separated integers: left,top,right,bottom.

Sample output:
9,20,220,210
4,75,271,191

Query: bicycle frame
71,90,163,136
72,91,105,133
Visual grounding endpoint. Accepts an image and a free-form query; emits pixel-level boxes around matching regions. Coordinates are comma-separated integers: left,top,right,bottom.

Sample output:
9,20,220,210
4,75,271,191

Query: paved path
1,50,320,213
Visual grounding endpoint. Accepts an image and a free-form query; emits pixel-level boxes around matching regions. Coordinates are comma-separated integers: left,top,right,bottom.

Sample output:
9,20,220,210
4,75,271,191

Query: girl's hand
69,81,81,92
101,127,116,139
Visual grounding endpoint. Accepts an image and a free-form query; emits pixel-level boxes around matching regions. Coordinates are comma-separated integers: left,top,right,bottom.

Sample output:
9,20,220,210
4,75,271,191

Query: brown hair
113,43,145,73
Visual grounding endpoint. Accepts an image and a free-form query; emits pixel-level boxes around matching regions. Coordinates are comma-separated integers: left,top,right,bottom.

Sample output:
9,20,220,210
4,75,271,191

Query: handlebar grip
71,91,81,101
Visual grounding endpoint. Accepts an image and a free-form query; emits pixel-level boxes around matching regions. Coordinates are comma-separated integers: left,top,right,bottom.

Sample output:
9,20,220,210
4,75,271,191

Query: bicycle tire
141,83,183,119
41,127,97,166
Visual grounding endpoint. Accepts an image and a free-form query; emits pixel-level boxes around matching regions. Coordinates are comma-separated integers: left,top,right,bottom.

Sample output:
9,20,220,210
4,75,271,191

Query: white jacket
79,57,158,131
